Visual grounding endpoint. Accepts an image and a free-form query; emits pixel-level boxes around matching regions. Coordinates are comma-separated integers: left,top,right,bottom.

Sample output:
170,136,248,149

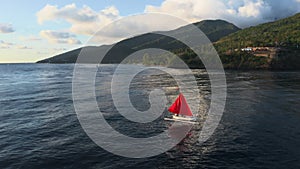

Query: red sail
168,93,193,117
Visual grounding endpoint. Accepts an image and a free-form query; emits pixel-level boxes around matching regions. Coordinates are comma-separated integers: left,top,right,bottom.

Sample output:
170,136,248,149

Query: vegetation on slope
216,13,300,52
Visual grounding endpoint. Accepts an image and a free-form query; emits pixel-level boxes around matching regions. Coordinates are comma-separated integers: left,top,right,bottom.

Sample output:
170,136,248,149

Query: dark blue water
0,64,300,169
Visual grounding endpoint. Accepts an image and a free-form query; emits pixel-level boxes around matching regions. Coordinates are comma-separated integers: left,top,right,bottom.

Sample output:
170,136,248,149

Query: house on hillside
239,47,281,59
241,47,253,52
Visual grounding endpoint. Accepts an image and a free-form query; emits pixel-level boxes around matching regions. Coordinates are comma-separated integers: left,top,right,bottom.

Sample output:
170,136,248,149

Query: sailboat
164,93,197,124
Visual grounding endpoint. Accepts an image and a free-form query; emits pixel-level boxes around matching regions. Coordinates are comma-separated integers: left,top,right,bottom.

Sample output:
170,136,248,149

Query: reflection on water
0,64,300,168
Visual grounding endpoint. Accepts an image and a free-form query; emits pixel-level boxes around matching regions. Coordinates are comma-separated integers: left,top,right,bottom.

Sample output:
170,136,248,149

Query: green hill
214,13,300,70
216,13,300,51
194,19,241,42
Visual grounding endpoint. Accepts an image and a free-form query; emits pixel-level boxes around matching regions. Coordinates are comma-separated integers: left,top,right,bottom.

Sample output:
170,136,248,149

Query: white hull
164,115,197,124
172,115,196,121
164,117,197,124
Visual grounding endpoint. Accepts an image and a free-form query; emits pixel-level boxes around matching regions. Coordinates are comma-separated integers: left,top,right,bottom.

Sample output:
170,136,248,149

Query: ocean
0,63,300,169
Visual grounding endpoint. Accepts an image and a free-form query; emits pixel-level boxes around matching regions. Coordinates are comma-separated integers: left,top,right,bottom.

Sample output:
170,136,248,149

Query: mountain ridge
37,14,300,70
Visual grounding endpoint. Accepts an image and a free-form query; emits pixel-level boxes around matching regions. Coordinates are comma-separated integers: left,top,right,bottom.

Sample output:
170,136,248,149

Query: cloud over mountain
145,0,300,28
40,30,81,44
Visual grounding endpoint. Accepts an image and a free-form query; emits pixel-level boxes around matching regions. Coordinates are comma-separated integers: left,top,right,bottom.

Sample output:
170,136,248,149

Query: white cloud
53,48,67,51
17,45,32,50
40,30,81,44
145,0,300,28
146,0,227,22
0,40,14,49
37,4,120,35
238,0,271,17
22,36,42,41
90,13,188,44
0,40,32,50
0,23,15,33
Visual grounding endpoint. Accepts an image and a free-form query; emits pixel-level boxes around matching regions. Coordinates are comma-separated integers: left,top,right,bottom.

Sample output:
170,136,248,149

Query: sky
0,0,300,63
